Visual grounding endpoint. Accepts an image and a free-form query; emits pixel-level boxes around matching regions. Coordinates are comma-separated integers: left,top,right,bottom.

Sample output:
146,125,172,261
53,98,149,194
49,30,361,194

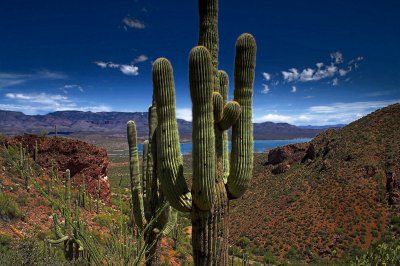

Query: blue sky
0,0,399,125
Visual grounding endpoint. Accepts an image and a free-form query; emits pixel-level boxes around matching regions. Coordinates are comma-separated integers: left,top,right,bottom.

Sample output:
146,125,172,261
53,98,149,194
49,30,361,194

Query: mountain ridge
0,109,324,140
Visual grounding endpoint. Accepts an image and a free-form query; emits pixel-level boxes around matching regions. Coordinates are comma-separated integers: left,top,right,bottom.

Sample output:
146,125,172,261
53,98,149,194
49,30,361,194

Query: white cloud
291,86,297,93
282,68,299,82
123,17,145,29
330,51,344,64
261,84,270,94
3,92,110,115
95,61,108,68
254,100,399,125
262,72,271,81
134,54,149,63
60,84,83,93
0,70,66,88
94,61,139,76
253,114,296,123
348,56,364,65
277,52,362,86
176,108,192,121
299,68,315,81
120,65,139,76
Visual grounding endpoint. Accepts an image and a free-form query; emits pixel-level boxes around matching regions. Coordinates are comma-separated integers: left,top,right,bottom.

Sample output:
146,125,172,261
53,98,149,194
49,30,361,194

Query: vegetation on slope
229,103,400,264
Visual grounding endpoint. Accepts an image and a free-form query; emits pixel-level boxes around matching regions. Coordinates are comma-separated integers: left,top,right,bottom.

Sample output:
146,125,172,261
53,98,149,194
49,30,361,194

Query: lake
109,138,312,156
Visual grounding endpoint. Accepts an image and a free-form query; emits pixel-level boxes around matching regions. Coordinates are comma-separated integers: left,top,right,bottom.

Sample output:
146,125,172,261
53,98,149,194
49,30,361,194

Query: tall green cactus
151,0,256,264
127,104,177,266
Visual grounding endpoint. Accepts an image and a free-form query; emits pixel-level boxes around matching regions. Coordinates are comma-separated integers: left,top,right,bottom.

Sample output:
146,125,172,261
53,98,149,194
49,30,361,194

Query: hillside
0,110,321,142
229,103,400,263
0,136,187,265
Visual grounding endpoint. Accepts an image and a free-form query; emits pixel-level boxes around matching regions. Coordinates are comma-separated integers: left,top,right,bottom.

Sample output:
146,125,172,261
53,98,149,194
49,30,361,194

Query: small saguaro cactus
150,0,256,264
48,169,84,261
127,107,177,266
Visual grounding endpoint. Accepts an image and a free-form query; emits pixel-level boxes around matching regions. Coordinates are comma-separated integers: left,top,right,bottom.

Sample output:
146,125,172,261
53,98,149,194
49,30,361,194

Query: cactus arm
127,121,147,229
153,58,192,213
142,140,149,211
189,46,216,211
47,214,69,244
226,33,256,199
213,92,224,123
147,103,158,207
64,169,71,210
47,236,69,244
218,101,241,131
218,70,230,182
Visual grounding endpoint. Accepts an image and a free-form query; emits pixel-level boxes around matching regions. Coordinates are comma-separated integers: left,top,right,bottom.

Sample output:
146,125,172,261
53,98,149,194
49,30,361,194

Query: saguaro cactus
48,170,84,261
151,0,256,264
127,105,177,266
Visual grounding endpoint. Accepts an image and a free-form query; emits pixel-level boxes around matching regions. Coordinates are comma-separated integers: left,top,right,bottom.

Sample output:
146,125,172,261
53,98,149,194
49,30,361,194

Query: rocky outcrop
266,143,309,166
7,134,111,202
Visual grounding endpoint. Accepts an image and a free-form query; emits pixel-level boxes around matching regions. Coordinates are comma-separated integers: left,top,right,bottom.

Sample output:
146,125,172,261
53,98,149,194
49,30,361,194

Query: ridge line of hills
0,109,343,140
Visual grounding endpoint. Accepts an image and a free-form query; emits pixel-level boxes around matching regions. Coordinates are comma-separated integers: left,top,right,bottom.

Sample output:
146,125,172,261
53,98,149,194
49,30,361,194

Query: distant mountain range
0,110,339,140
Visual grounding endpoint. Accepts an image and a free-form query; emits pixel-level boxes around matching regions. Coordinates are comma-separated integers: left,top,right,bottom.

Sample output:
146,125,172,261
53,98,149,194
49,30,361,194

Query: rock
302,143,316,162
272,163,291,174
266,143,309,165
7,134,111,203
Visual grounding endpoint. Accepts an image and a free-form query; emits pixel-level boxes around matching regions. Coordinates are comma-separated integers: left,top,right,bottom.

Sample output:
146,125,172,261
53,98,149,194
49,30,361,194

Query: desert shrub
237,236,251,249
92,212,128,228
0,236,84,265
263,250,277,264
111,197,130,216
390,215,400,231
0,234,12,253
284,246,303,261
16,194,28,206
352,242,400,265
334,227,344,234
0,193,21,219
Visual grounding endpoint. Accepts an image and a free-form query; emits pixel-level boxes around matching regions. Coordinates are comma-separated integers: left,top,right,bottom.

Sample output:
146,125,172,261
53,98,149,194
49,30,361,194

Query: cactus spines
153,58,192,212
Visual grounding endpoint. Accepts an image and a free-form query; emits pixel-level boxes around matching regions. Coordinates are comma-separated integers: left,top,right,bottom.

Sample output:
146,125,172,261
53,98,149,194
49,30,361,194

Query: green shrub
0,234,12,253
352,243,400,265
0,193,21,219
92,212,128,228
263,250,277,264
237,236,251,249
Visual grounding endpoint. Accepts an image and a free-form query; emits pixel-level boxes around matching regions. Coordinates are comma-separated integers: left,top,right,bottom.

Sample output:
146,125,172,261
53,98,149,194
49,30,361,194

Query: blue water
109,138,311,156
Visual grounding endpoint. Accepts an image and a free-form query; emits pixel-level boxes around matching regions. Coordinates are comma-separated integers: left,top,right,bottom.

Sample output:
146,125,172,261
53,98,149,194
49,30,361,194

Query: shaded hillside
0,110,321,141
230,103,400,262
